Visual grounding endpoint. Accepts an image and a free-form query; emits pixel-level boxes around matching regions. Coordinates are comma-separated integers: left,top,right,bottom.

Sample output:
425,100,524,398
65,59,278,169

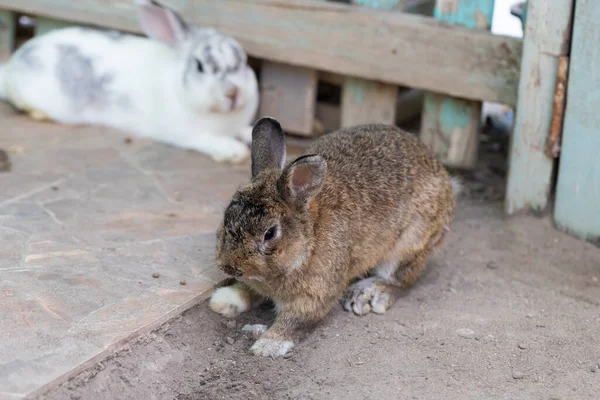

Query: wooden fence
0,0,597,243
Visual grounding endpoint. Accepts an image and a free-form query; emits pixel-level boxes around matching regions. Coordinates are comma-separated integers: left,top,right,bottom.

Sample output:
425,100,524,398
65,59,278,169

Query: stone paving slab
0,104,270,399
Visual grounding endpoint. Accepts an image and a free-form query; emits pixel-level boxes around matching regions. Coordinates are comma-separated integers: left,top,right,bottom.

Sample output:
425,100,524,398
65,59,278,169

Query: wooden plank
341,0,399,128
319,71,425,125
504,0,575,215
341,77,398,127
259,62,317,136
340,0,434,128
315,88,425,134
420,0,493,170
0,0,522,105
0,10,15,62
35,17,74,36
554,0,600,242
421,92,481,167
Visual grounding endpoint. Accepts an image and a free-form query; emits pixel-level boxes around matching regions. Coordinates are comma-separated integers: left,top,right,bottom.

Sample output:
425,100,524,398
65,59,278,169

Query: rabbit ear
278,155,327,209
251,117,286,179
135,0,190,46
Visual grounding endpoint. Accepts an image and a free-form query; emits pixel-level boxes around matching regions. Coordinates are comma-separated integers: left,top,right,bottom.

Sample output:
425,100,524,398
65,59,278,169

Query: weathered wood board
35,17,74,36
259,62,317,136
340,0,432,128
421,92,481,168
343,0,436,128
0,10,15,62
554,0,600,242
420,0,493,170
505,0,574,215
341,77,398,127
0,0,522,105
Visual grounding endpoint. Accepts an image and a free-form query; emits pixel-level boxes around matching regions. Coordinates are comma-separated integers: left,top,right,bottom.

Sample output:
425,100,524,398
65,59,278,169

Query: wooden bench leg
259,61,317,136
0,10,16,62
340,0,400,128
420,0,494,169
554,0,600,242
341,78,397,127
340,0,435,128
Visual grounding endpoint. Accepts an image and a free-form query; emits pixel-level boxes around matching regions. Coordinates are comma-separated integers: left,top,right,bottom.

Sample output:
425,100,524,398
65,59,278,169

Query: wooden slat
35,17,75,36
421,92,481,168
0,0,522,105
0,10,15,62
341,0,433,128
505,0,575,215
341,77,397,127
259,62,317,136
554,0,600,242
420,0,493,170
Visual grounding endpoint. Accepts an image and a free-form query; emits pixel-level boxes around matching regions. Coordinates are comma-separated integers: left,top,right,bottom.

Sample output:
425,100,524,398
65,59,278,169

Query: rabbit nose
225,87,238,103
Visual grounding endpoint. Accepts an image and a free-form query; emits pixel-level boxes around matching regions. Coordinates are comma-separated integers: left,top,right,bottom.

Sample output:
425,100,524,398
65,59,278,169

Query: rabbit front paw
250,338,295,357
209,285,252,318
343,277,394,316
210,140,250,164
237,125,253,145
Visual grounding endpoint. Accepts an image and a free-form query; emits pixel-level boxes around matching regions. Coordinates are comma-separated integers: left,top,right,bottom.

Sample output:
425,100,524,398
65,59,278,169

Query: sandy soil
40,199,600,400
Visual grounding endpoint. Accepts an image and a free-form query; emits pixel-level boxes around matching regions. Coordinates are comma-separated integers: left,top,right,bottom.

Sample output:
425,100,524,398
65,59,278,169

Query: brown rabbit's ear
251,117,286,179
278,155,327,209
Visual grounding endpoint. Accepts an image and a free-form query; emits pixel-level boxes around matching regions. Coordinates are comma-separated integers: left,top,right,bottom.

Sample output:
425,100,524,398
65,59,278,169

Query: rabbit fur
0,0,258,163
210,117,458,357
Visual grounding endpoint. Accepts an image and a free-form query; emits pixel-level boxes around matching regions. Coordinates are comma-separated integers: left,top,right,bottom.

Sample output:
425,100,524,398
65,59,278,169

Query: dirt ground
39,197,600,400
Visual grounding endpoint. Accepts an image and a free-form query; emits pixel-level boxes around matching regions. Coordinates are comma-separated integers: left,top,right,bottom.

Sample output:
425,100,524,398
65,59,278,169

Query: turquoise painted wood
420,0,494,169
504,0,574,215
554,0,600,242
0,10,15,61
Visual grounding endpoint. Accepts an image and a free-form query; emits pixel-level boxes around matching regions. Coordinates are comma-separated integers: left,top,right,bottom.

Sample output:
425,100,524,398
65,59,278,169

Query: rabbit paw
250,338,295,358
343,277,393,316
23,107,51,121
209,285,252,318
210,141,250,164
238,126,253,145
241,324,268,339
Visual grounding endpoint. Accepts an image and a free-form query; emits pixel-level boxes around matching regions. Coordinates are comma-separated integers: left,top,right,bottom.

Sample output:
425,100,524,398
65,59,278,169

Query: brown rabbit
209,117,458,357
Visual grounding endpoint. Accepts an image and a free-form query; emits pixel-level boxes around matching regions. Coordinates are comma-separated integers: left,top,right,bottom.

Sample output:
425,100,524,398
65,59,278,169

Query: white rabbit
0,0,259,163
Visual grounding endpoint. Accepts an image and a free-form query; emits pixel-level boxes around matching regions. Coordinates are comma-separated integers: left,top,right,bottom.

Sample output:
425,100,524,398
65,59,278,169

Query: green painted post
554,0,600,243
420,0,494,169
504,0,574,215
0,10,15,62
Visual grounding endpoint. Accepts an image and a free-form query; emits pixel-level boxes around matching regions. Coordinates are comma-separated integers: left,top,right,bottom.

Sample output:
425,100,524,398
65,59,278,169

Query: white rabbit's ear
135,0,190,45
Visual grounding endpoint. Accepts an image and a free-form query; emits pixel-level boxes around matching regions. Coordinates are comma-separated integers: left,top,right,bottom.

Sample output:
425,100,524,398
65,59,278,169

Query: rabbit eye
196,59,204,73
263,225,278,242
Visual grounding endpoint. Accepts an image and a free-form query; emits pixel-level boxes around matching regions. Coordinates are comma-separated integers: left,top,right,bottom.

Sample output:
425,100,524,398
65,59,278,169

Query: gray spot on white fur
202,44,220,74
226,44,243,74
56,45,128,111
17,42,43,69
